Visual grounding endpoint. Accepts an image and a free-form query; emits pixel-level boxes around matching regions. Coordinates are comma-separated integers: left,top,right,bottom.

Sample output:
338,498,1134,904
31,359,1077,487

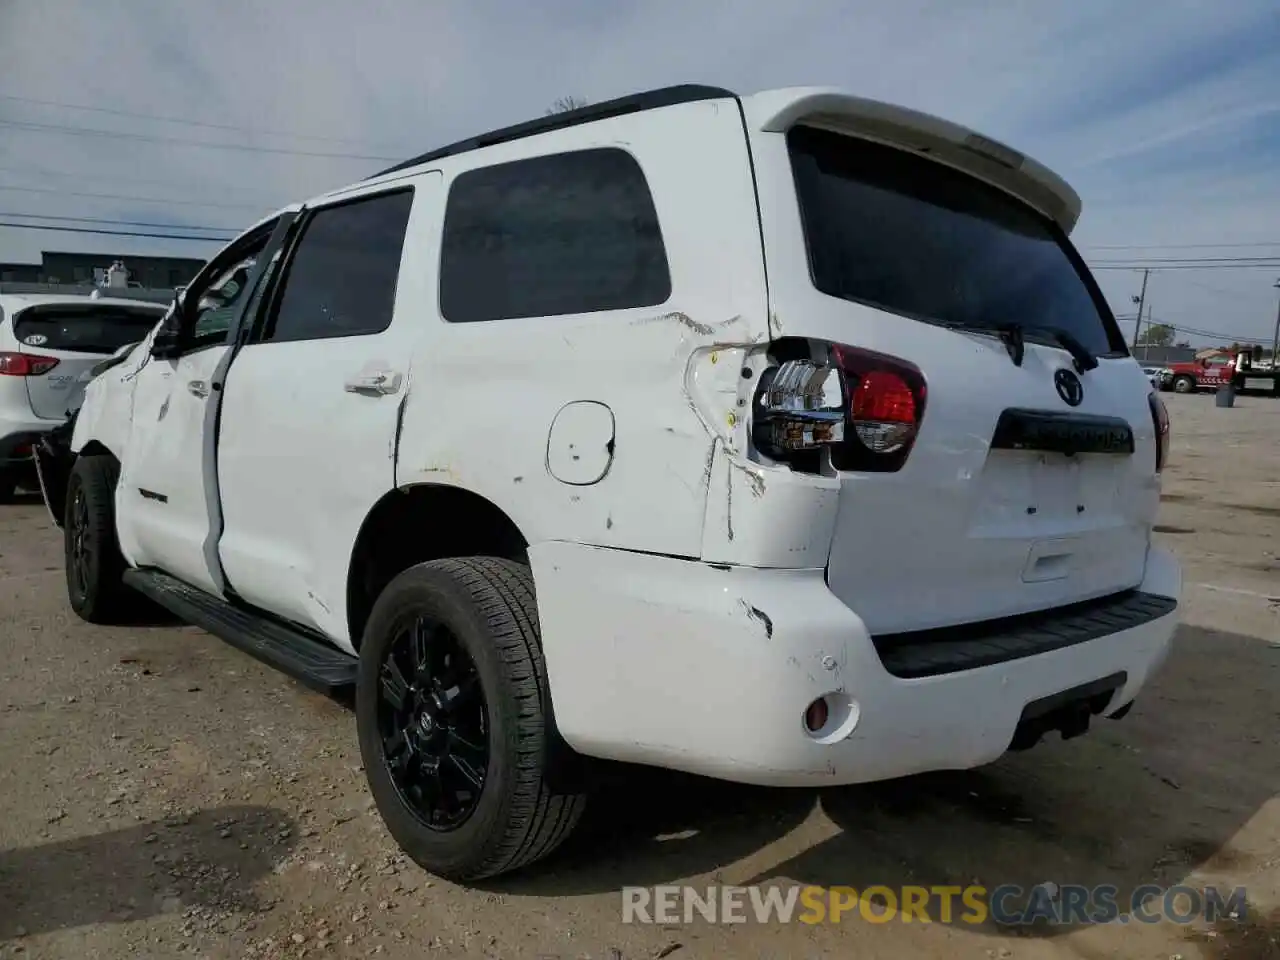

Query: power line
1175,274,1276,303
0,220,231,242
0,117,402,162
1083,241,1280,250
0,183,271,210
1091,262,1280,271
1090,256,1280,265
1142,314,1270,343
0,92,411,149
0,211,237,234
0,164,288,202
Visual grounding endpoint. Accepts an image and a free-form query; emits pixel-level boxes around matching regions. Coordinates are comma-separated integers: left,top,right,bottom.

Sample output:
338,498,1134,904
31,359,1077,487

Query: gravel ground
1,390,1276,960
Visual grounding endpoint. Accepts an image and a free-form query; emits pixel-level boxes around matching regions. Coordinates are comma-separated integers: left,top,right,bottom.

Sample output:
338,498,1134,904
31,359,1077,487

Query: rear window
787,125,1126,357
12,306,164,354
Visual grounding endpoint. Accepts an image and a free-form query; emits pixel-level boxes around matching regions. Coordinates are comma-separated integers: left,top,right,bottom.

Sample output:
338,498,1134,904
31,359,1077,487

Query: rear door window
12,306,164,354
439,147,671,323
786,125,1126,357
260,189,414,344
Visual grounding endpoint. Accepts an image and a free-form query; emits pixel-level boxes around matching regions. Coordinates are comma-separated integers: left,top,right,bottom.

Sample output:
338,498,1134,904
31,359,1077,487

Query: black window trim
436,144,673,325
785,123,1130,359
168,217,283,358
249,184,416,346
372,84,735,177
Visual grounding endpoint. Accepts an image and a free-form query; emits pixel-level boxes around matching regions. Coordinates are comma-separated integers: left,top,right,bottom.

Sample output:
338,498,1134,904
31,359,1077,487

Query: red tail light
1149,392,1169,473
0,351,59,377
752,339,927,472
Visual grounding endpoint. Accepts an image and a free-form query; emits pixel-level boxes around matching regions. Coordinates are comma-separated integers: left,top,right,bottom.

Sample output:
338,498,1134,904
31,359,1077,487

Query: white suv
0,294,166,501
34,84,1180,883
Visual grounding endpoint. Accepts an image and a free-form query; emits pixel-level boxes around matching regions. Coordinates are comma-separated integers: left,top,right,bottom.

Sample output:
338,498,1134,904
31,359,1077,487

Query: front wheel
1172,375,1196,394
64,454,133,623
0,468,16,504
356,557,587,882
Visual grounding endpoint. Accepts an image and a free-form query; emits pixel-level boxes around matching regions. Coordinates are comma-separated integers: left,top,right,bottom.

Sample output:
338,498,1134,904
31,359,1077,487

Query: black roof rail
367,83,738,179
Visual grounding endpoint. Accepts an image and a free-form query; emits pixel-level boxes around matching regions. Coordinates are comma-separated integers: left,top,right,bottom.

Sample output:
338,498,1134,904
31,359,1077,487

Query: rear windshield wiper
995,322,1097,373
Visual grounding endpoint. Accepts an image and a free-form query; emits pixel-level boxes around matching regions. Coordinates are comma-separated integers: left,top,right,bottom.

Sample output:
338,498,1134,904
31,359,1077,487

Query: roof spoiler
747,88,1082,234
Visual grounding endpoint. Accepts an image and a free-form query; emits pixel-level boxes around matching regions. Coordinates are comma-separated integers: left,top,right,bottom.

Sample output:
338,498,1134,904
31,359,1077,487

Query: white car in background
1140,366,1168,389
0,294,167,502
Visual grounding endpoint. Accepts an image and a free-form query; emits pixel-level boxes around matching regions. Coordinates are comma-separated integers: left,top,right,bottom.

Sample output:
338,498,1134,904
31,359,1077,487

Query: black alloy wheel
377,616,489,831
356,557,588,882
62,454,133,623
67,483,92,601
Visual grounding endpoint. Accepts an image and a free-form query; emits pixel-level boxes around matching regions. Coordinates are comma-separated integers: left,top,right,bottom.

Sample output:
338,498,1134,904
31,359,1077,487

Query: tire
356,557,587,882
1172,375,1195,394
64,454,134,623
0,469,16,504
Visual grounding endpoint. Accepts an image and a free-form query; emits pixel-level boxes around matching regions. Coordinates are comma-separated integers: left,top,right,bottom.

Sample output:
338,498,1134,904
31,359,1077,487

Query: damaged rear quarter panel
393,99,771,558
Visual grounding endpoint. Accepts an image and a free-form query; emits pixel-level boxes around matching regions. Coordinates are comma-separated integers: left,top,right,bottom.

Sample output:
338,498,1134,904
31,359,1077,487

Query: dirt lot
1,391,1276,960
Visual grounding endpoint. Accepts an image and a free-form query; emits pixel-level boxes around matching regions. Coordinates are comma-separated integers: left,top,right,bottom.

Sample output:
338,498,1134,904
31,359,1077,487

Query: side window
439,147,671,324
261,189,414,344
191,252,262,341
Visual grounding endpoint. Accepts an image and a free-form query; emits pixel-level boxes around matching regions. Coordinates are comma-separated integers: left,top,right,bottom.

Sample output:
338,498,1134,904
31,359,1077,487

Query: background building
0,250,205,289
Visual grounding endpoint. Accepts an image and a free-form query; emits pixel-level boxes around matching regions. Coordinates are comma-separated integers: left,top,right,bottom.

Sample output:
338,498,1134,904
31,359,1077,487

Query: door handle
187,379,210,398
343,371,403,396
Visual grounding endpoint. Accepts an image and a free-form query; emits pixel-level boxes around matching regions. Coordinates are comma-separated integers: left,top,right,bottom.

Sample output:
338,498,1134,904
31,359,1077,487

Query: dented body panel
531,539,1180,785
394,97,770,559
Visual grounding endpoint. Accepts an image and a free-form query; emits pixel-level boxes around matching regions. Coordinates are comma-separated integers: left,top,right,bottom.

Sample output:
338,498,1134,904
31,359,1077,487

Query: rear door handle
343,371,403,396
187,379,210,398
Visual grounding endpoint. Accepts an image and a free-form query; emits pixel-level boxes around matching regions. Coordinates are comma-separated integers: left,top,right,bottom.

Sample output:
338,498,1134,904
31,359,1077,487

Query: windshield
12,305,165,354
786,125,1127,358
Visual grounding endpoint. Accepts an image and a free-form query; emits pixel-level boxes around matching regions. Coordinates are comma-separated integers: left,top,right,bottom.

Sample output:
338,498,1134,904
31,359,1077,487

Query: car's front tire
1172,375,1196,394
64,454,133,623
356,557,587,882
0,468,16,504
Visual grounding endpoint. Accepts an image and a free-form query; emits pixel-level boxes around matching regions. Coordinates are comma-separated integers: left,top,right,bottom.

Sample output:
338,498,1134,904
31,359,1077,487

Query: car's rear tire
1172,375,1195,394
64,454,134,624
0,469,16,504
356,557,587,882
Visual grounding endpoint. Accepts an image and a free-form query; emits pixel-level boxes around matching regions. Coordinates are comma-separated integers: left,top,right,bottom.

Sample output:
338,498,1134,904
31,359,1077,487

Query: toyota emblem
1054,368,1084,407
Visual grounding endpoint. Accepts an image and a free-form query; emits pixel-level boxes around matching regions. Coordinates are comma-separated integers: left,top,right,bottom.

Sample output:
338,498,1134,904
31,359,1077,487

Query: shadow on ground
494,624,1276,947
488,765,818,894
0,804,296,942
744,626,1278,939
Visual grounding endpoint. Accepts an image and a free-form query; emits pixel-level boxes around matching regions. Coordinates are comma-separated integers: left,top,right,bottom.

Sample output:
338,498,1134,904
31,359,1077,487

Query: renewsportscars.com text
621,884,1248,926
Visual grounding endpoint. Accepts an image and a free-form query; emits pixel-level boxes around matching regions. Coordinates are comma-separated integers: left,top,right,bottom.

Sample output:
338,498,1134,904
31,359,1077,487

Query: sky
1,0,1278,347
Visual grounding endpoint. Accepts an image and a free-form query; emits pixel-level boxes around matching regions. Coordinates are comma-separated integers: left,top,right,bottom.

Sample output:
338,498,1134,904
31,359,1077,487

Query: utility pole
1270,278,1280,370
1131,268,1150,350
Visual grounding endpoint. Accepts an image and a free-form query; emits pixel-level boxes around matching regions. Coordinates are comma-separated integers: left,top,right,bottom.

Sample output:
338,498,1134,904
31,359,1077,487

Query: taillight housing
1149,391,1169,473
0,351,59,377
752,340,927,473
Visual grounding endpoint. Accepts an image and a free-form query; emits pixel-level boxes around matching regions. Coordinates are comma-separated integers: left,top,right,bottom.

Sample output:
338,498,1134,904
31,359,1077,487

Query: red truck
1160,351,1280,397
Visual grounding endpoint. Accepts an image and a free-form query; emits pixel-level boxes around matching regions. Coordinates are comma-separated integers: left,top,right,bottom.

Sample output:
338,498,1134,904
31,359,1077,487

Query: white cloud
1,0,1277,343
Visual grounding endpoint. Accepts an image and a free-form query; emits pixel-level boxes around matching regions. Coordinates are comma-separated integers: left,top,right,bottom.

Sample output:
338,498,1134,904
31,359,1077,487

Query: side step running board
123,568,358,693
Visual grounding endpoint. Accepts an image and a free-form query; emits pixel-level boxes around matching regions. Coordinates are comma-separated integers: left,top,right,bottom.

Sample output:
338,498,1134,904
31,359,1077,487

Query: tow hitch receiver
1008,672,1127,752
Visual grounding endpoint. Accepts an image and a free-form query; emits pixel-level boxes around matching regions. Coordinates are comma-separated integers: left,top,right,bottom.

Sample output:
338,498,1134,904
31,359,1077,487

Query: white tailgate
742,93,1160,633
830,321,1156,632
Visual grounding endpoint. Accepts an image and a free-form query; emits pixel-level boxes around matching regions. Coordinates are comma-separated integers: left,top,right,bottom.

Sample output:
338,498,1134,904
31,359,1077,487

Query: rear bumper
529,541,1180,787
